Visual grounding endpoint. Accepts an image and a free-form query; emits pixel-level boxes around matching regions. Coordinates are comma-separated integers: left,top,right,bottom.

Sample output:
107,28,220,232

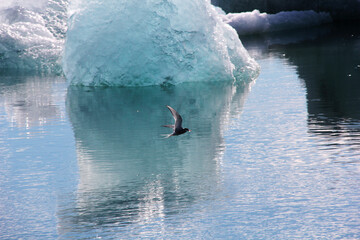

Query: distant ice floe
218,9,332,35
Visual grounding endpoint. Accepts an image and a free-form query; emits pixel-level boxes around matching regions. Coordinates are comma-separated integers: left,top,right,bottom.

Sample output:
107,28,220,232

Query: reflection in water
0,75,65,129
277,23,360,160
242,23,360,160
59,82,251,237
1,24,359,238
0,75,76,239
240,25,331,59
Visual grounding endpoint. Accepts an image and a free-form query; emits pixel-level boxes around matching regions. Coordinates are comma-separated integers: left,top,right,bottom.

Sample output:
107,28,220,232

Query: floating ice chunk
0,1,68,73
221,10,332,35
63,0,259,86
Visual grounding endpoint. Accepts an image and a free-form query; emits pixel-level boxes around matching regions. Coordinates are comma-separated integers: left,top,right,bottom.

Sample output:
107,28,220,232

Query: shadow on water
242,22,360,159
275,23,360,158
273,24,360,119
240,25,332,59
59,81,251,236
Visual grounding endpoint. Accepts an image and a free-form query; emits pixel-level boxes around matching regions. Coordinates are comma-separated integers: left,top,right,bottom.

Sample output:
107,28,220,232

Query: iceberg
63,0,259,86
0,0,68,73
219,9,332,35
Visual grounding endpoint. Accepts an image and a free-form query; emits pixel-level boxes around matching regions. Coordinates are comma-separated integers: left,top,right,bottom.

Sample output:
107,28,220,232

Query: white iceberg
63,0,259,86
0,0,67,73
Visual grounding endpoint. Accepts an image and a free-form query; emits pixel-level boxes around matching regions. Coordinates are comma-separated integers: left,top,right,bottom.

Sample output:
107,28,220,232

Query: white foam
221,9,332,35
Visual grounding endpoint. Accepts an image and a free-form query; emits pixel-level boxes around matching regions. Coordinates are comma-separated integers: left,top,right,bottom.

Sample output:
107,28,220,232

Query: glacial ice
0,0,68,73
0,0,335,80
63,0,259,86
219,9,332,35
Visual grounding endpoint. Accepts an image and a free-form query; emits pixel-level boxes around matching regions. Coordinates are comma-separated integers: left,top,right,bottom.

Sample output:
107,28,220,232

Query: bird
162,105,191,137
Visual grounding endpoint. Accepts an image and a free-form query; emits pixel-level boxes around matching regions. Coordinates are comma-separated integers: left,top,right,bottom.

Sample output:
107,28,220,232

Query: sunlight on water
0,76,77,239
0,23,359,239
58,81,251,238
218,57,360,239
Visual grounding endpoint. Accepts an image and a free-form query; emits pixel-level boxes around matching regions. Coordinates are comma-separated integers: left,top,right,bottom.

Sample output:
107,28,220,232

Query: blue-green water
1,24,360,239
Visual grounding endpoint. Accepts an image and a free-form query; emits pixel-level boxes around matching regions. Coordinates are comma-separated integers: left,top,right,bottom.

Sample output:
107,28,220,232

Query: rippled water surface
1,23,360,239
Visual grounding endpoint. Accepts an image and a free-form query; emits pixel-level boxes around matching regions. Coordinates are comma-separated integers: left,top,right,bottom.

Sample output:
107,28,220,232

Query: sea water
1,23,359,239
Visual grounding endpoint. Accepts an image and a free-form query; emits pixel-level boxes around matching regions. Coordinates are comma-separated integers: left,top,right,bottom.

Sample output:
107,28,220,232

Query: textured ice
0,0,67,73
63,0,259,86
220,10,332,35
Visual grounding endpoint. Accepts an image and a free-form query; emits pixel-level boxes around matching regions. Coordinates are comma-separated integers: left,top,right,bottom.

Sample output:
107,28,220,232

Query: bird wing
163,133,174,138
166,105,183,130
162,125,174,129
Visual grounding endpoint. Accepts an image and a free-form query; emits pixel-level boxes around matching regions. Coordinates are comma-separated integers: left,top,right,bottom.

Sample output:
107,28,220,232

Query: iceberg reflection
0,75,65,129
59,81,251,237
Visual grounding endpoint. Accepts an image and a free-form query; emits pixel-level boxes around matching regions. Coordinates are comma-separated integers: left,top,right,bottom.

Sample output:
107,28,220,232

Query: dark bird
163,105,191,137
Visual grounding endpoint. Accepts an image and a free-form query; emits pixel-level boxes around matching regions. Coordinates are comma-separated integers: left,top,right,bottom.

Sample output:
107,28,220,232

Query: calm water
1,23,360,239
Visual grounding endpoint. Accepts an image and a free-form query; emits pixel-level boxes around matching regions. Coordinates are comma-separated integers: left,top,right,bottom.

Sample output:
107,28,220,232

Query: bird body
163,105,190,137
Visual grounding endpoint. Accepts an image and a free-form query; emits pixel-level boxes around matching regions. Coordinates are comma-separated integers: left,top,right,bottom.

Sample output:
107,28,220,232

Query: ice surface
63,0,259,86
1,1,334,79
220,10,332,35
0,0,67,73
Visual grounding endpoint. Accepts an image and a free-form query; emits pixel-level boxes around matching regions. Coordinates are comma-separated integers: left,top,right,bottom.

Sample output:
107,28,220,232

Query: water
1,23,360,239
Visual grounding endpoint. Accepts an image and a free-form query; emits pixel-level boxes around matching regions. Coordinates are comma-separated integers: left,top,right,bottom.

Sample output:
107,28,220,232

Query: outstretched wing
162,125,174,129
166,105,183,130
